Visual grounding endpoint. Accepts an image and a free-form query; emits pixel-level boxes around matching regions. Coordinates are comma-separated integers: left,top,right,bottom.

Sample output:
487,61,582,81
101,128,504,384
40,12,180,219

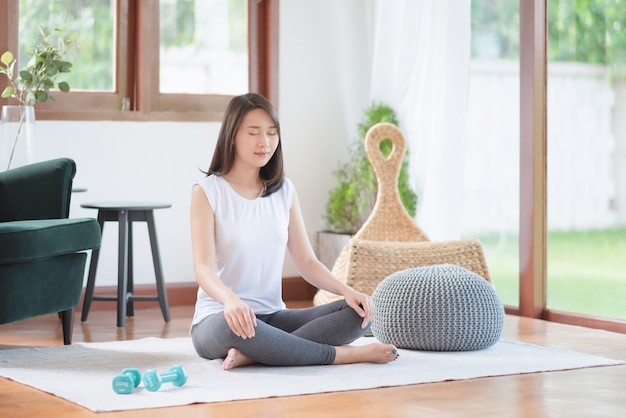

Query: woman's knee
191,313,234,359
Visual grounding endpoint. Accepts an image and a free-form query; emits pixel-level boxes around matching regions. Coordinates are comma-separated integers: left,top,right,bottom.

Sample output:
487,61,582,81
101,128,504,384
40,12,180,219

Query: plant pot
315,231,353,270
1,105,36,172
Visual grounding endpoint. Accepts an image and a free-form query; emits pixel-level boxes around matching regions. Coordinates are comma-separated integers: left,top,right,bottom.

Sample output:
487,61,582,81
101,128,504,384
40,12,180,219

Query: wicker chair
313,123,490,306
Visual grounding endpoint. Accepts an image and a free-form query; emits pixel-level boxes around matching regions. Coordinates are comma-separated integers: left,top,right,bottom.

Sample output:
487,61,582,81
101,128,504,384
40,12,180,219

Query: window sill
33,109,225,122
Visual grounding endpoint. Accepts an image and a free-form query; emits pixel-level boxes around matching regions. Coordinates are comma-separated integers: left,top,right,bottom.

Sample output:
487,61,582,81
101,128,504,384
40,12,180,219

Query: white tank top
191,175,292,325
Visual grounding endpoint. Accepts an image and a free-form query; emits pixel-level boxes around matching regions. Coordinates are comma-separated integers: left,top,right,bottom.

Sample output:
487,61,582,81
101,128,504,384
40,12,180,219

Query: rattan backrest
328,123,429,285
355,123,428,242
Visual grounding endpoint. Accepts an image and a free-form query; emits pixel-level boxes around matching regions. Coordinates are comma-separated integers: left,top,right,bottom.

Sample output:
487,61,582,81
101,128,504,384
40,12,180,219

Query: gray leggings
190,300,370,366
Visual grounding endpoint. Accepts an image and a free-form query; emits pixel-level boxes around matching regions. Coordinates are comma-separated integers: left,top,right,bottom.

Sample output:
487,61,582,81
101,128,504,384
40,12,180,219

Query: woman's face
233,108,279,169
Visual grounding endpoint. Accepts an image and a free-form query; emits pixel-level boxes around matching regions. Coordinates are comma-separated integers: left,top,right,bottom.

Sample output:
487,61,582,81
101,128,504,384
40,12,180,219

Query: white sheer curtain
367,0,471,240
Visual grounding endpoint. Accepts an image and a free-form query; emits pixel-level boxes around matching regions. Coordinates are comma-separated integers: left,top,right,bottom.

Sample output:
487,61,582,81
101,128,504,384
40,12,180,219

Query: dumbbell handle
159,371,179,382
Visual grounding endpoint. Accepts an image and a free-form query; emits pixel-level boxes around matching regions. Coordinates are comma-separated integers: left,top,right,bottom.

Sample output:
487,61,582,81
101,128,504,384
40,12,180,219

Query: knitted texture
372,264,504,351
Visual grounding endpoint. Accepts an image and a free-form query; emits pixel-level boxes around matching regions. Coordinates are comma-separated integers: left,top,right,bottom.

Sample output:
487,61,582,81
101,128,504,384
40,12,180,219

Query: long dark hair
206,93,284,196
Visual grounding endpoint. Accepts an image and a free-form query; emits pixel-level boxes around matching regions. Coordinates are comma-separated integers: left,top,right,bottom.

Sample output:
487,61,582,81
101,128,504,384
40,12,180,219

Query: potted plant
317,102,418,269
0,26,76,171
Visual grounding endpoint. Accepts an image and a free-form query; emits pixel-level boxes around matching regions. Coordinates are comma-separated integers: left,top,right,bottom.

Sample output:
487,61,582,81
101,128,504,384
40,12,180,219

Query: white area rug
0,336,623,412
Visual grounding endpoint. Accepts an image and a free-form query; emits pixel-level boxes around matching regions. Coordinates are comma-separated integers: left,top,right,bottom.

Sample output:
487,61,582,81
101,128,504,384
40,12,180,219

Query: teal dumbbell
112,368,142,394
143,365,188,392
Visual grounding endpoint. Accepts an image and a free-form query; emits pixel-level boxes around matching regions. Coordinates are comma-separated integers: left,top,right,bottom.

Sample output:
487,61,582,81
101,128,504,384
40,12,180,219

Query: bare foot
333,343,399,365
223,348,256,370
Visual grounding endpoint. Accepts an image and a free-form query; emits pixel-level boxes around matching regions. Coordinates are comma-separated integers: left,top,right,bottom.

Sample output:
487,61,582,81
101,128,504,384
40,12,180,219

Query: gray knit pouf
371,264,504,351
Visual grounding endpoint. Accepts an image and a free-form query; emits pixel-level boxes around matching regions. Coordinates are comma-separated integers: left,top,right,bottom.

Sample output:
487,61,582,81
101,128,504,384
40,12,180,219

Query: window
0,0,277,121
471,0,626,333
546,0,626,321
518,0,626,333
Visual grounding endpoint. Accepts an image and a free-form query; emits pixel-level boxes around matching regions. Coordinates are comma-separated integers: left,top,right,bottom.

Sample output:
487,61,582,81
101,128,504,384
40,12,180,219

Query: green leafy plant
324,102,418,234
0,27,76,170
0,26,75,106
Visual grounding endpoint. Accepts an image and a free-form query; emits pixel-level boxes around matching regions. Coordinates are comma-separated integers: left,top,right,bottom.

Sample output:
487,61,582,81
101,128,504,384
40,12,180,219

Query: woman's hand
343,288,375,329
223,296,257,339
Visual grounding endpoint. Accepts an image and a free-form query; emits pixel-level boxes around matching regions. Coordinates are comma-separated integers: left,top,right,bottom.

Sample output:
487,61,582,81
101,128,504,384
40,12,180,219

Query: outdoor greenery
471,0,626,77
478,228,626,319
160,0,246,51
324,102,417,235
18,0,113,91
15,0,248,92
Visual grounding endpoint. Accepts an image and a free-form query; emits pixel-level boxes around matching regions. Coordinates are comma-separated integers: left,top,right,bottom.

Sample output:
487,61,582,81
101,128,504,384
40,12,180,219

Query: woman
190,93,398,370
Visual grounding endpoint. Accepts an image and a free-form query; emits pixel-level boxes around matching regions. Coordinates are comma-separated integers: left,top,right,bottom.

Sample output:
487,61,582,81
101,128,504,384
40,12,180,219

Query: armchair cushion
0,218,101,264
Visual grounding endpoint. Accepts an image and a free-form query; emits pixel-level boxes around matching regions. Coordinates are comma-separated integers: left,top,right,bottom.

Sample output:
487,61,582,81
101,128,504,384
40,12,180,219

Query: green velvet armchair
0,158,101,345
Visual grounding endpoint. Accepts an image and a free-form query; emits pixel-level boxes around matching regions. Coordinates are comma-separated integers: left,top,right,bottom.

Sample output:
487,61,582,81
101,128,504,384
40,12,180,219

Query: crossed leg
192,300,398,370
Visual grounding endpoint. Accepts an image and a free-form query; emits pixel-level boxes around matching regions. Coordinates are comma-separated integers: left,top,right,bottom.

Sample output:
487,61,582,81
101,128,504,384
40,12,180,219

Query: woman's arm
286,188,374,328
190,184,257,338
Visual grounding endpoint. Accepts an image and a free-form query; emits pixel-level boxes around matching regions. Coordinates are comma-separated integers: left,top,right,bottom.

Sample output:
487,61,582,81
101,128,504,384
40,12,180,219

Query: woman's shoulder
275,176,293,194
197,174,221,186
195,174,226,200
197,174,229,192
278,176,295,205
282,176,294,189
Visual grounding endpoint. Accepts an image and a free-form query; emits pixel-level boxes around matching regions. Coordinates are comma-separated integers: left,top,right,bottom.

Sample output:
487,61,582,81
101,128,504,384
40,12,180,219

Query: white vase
0,105,36,172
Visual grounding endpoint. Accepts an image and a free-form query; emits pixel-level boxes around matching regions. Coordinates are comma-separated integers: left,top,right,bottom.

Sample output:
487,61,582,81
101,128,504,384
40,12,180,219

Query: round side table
80,202,171,328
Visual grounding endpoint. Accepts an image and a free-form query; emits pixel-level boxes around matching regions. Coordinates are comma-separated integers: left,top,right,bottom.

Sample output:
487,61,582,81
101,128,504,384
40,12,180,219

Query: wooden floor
1,304,625,418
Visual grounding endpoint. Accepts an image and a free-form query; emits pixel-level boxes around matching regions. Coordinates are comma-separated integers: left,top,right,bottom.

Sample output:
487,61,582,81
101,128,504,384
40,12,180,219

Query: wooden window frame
516,0,626,333
0,0,278,121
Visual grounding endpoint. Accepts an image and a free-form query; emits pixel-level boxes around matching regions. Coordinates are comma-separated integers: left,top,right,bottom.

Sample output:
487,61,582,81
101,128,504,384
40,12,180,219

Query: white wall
31,0,370,287
37,121,218,287
278,0,371,270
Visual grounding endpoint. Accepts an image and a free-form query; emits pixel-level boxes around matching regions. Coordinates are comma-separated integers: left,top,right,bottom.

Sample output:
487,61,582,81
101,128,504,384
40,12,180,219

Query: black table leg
117,209,129,328
146,210,171,322
127,218,135,318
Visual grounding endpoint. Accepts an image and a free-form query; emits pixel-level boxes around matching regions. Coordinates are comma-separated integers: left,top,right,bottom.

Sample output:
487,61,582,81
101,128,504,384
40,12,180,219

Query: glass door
546,0,626,320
